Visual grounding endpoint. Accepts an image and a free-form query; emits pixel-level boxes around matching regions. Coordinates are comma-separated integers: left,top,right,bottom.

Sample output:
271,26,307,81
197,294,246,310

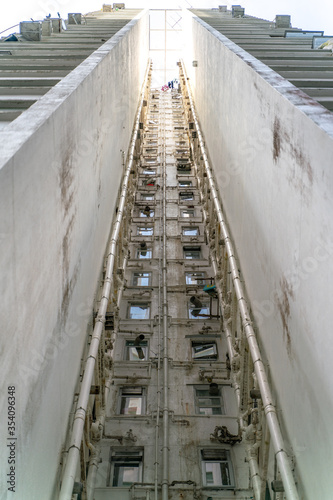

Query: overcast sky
1,0,333,37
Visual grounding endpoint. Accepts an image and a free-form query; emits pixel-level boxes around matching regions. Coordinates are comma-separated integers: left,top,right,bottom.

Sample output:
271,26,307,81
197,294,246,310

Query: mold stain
273,119,314,203
59,148,75,215
61,215,77,324
273,117,281,162
275,275,294,359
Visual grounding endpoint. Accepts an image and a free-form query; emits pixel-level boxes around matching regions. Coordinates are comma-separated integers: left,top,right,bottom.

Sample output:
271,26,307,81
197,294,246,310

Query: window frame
192,341,218,361
179,191,194,201
125,339,149,361
132,272,152,287
194,385,224,415
141,193,155,201
182,226,199,237
127,302,151,320
183,246,201,260
142,168,157,176
118,387,146,416
178,179,193,188
109,449,143,487
185,271,206,285
136,247,153,259
180,208,195,218
201,449,234,488
139,208,154,218
137,226,154,236
189,301,210,319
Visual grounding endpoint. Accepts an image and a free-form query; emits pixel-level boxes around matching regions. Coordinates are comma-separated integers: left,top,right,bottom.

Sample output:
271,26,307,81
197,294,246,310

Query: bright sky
1,0,333,36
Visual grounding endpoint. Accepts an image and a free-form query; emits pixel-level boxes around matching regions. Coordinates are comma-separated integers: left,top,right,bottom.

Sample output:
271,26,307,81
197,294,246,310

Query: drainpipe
180,60,299,500
155,98,163,500
197,175,262,500
161,92,169,500
86,250,130,500
58,60,152,500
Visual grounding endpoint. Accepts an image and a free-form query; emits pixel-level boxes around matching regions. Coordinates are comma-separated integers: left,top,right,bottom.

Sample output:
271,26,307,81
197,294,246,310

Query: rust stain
273,117,281,162
275,276,294,359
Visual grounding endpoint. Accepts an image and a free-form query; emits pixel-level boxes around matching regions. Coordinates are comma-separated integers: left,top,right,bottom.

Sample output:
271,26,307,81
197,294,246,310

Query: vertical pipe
154,89,163,500
59,61,151,500
180,60,299,500
161,91,169,500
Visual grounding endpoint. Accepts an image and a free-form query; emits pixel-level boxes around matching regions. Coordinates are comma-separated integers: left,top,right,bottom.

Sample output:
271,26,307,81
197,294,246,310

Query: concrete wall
0,11,149,500
183,11,333,500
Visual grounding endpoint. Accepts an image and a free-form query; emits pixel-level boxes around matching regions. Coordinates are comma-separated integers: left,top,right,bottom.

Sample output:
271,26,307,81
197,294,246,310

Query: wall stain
273,117,281,162
290,143,313,187
59,146,75,216
272,119,314,204
275,275,294,359
61,215,77,324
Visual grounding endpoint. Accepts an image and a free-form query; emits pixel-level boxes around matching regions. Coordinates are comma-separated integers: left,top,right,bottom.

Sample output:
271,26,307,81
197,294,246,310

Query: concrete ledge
195,16,333,137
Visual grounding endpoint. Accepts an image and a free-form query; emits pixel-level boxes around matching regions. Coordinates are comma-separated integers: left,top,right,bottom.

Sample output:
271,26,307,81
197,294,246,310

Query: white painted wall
183,11,333,500
0,12,149,499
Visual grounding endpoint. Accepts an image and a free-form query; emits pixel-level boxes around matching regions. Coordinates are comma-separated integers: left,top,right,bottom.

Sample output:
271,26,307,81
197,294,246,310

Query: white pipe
59,60,152,500
196,165,262,500
155,89,163,500
86,250,130,500
161,92,169,500
180,61,299,500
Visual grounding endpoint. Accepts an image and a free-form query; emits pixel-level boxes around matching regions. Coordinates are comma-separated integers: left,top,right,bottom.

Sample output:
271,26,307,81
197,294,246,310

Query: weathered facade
1,6,333,500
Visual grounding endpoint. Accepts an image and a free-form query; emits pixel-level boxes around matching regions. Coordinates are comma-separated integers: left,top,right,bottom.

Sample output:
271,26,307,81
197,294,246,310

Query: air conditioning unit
275,15,291,28
20,21,42,41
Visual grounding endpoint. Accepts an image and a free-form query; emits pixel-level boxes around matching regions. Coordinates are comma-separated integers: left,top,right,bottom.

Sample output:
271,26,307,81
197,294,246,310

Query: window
142,169,156,175
110,450,143,486
118,387,146,415
185,272,206,285
139,208,154,218
189,302,210,319
137,248,152,259
201,450,234,488
192,341,217,360
142,178,155,187
180,191,194,201
141,193,155,201
183,246,201,259
128,303,150,320
182,226,199,236
177,163,191,173
181,208,195,218
125,340,148,361
179,180,192,187
132,272,151,286
137,226,153,236
195,386,224,415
